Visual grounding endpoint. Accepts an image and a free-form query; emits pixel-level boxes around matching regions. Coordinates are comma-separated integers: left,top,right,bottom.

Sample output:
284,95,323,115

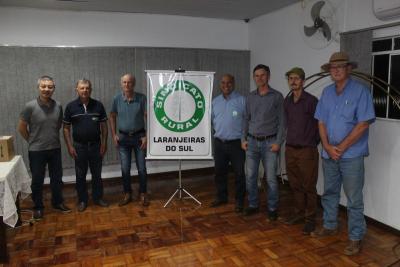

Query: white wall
249,0,400,229
0,7,248,50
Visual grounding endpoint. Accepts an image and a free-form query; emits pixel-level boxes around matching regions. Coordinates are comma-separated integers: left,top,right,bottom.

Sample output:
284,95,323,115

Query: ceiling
0,0,299,21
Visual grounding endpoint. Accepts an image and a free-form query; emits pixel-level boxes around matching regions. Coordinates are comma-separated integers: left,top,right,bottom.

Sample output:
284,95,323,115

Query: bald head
121,73,136,94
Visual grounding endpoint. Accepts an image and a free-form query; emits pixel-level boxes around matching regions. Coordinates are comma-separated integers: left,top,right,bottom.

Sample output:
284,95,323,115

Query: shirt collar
76,97,92,106
122,92,136,102
37,97,55,108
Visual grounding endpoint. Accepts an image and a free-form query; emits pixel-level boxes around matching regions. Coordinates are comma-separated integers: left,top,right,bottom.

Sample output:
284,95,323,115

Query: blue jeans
28,148,64,210
118,133,147,194
322,157,366,240
74,142,103,203
246,137,279,211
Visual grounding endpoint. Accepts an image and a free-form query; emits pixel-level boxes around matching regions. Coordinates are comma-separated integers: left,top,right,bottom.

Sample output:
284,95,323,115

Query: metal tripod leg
163,160,202,207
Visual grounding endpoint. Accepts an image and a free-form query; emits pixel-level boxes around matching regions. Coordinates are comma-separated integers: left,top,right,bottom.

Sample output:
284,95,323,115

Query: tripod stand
163,160,202,207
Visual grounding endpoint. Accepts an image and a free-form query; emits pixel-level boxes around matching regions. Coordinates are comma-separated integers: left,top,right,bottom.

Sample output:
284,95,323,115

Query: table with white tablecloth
0,155,31,263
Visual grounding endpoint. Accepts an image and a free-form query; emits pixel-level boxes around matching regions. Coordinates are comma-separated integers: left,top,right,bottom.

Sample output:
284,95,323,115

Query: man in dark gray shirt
241,64,285,220
18,75,71,220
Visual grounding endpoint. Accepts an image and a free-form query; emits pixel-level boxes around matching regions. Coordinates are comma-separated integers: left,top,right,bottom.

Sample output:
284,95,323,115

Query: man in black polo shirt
283,67,319,235
63,79,109,212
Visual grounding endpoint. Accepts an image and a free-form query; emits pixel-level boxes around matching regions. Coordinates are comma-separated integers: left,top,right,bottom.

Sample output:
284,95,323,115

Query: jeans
118,133,147,194
214,138,245,206
246,137,279,211
74,142,104,203
322,157,366,240
28,148,64,210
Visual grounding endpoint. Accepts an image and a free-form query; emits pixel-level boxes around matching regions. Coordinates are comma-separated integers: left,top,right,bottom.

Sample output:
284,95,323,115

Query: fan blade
320,20,332,41
310,1,325,21
304,25,318,37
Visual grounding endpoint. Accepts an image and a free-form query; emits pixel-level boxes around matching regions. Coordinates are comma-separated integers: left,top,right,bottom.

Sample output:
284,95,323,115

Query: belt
286,144,308,149
215,138,240,144
74,140,100,146
119,129,145,136
247,133,276,141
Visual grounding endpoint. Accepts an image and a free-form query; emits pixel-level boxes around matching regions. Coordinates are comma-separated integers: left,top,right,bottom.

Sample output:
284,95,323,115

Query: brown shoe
311,227,338,237
118,193,132,206
140,193,150,206
344,240,361,256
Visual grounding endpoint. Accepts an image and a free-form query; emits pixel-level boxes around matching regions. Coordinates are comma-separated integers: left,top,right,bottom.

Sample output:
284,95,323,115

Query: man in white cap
312,52,375,256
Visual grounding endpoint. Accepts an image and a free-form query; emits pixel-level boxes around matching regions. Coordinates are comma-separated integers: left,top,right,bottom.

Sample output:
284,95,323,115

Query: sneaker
267,210,278,222
118,193,132,206
311,227,338,237
140,193,150,207
77,202,87,212
33,209,43,220
302,222,316,235
344,240,362,256
209,199,228,208
53,203,72,213
283,214,304,225
243,206,259,216
94,199,109,207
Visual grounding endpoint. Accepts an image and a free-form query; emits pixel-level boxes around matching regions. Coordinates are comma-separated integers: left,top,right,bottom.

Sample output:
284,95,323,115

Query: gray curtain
0,46,250,170
340,29,373,75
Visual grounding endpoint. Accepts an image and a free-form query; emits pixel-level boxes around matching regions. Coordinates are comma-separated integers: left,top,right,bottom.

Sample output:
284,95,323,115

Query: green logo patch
154,80,205,132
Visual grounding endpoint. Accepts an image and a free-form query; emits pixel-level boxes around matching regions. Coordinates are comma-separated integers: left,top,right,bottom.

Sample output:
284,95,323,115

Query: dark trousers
74,142,104,203
28,148,64,210
118,133,147,194
214,138,246,205
285,146,319,222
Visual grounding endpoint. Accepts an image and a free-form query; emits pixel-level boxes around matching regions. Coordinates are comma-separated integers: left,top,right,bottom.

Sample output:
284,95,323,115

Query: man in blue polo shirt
109,74,149,207
211,74,246,213
63,79,109,212
313,52,375,256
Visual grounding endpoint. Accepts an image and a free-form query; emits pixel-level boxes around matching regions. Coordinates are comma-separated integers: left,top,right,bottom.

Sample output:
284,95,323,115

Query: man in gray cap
283,67,319,235
312,52,375,256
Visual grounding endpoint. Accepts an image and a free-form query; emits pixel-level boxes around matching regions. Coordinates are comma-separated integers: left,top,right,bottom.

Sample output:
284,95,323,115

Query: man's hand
325,144,342,161
112,135,119,147
67,146,78,159
100,143,107,157
140,136,147,150
241,141,248,151
270,143,280,152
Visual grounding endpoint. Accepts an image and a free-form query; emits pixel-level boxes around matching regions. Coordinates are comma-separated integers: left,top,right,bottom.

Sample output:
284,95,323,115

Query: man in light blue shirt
211,74,246,212
313,52,375,256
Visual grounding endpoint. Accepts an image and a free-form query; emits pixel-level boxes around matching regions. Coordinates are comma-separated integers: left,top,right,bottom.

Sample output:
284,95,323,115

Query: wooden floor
4,170,400,266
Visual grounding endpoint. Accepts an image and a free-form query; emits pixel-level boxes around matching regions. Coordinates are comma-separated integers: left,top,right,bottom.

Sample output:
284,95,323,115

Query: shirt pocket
340,101,356,122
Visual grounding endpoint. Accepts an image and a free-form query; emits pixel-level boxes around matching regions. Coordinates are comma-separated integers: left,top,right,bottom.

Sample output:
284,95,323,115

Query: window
371,37,400,119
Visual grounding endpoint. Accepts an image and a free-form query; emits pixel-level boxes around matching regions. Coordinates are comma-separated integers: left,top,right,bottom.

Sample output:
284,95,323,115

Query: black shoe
94,199,109,207
53,203,72,213
33,209,43,220
210,199,228,208
302,222,316,235
118,193,132,206
267,210,278,221
283,214,304,225
77,202,87,212
243,206,259,216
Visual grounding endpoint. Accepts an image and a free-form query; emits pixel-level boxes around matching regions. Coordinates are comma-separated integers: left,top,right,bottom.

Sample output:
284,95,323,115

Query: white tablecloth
0,156,31,227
